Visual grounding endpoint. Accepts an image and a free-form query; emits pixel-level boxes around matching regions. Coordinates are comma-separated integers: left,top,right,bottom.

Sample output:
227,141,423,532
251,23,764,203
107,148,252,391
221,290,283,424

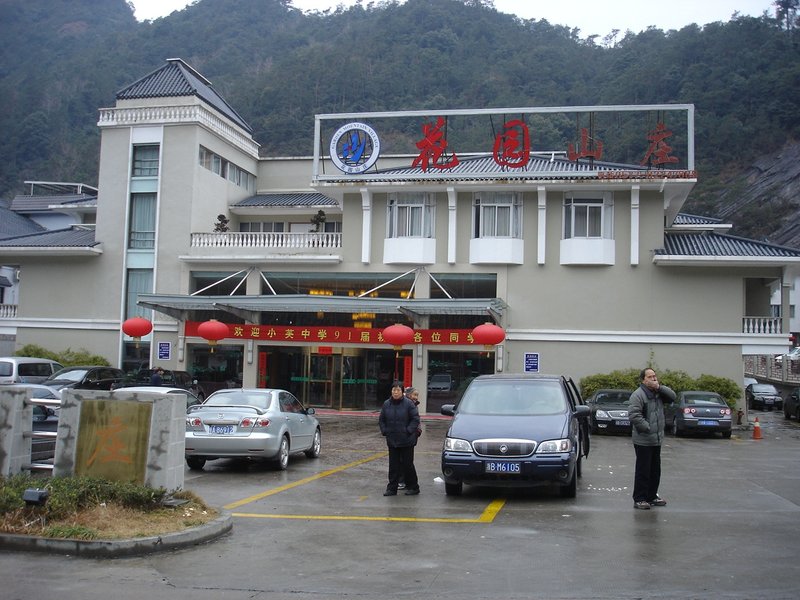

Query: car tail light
683,408,696,415
186,417,202,427
720,408,731,415
241,417,270,428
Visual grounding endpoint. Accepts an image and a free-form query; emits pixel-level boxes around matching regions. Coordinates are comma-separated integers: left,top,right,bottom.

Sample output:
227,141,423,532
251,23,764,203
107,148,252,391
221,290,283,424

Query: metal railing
190,231,342,249
24,396,60,472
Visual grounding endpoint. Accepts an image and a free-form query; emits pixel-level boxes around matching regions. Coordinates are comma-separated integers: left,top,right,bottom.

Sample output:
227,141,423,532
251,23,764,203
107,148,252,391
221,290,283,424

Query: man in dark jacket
628,367,676,510
379,381,420,496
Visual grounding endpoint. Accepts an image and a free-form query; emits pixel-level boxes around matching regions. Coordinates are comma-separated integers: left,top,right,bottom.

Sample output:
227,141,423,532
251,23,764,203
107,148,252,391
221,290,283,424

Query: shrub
14,345,110,367
580,368,740,408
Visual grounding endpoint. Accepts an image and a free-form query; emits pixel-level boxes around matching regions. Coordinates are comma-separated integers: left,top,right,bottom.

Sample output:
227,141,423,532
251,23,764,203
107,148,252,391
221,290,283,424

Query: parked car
665,390,732,438
123,369,206,400
783,388,800,421
113,386,203,410
440,373,590,498
774,346,800,367
745,383,783,411
184,388,321,471
43,366,126,396
428,373,454,395
585,388,632,434
0,357,64,384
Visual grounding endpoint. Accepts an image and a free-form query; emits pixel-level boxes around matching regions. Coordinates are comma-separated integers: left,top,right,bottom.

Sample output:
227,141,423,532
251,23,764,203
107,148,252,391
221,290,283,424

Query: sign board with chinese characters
523,352,540,373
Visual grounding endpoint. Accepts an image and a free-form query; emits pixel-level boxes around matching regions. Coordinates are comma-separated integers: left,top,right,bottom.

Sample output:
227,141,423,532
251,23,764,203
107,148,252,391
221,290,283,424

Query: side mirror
574,405,591,418
441,404,456,416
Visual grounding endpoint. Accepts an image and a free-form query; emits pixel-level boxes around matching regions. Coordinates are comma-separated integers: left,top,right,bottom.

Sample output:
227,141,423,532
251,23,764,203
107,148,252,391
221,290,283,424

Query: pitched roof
672,213,723,225
116,58,252,134
10,192,97,214
233,193,339,208
0,226,99,250
659,231,800,259
0,206,46,239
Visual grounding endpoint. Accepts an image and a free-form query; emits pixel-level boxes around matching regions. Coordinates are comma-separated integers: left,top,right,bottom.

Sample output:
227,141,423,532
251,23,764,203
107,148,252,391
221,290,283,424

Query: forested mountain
1,0,799,245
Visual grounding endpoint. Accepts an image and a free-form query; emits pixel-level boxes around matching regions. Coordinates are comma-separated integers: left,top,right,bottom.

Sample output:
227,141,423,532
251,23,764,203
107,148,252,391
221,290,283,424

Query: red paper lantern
471,322,505,350
122,317,153,348
198,319,229,352
382,323,415,350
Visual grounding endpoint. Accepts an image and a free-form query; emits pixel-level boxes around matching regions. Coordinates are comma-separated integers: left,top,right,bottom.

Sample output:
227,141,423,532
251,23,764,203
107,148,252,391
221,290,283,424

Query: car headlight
536,439,572,454
444,437,473,452
595,409,610,419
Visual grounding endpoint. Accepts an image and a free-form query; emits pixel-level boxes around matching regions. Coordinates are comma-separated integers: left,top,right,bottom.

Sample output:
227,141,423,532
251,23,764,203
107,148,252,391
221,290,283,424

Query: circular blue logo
329,122,381,174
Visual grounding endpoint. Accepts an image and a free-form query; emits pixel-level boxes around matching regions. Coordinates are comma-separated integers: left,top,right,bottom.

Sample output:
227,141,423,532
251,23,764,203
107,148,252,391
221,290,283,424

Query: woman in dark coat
378,381,420,496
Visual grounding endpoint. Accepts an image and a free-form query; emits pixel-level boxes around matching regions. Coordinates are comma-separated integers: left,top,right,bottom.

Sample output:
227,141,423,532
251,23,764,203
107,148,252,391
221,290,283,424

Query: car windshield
457,380,566,415
49,369,89,382
204,391,274,410
752,384,778,394
595,392,630,404
683,393,725,406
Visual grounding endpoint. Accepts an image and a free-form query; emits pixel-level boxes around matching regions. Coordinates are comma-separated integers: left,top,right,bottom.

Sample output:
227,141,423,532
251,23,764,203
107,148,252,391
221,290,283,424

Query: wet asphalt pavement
2,409,800,600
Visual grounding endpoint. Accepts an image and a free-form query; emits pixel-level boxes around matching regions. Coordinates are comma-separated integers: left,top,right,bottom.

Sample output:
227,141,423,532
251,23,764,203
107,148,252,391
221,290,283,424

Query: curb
0,511,233,558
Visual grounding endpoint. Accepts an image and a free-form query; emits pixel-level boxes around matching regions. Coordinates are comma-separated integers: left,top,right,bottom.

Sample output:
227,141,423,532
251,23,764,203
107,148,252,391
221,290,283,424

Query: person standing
150,367,163,386
379,381,420,496
628,367,676,510
397,386,421,489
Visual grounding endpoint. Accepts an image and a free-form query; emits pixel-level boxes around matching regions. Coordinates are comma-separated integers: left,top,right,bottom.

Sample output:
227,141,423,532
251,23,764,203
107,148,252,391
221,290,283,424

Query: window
126,269,153,319
239,222,285,233
473,192,521,238
563,193,613,239
387,192,433,238
129,193,156,249
132,145,159,177
199,145,255,191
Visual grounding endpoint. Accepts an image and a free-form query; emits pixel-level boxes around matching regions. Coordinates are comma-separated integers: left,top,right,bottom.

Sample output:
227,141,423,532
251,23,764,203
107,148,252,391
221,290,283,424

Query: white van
0,357,64,384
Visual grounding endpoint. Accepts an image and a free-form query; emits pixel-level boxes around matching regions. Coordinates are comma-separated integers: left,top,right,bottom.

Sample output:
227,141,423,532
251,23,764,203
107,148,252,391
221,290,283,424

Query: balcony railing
742,316,782,334
190,232,342,250
0,304,17,318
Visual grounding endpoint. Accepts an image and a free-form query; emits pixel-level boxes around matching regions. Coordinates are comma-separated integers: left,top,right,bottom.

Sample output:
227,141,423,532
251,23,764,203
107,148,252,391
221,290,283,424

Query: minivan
0,357,64,384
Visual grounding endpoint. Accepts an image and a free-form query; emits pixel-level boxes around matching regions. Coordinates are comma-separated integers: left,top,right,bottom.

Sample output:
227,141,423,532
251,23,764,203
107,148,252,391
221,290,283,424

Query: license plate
485,461,520,474
615,420,630,426
698,420,718,426
765,399,774,404
209,425,234,435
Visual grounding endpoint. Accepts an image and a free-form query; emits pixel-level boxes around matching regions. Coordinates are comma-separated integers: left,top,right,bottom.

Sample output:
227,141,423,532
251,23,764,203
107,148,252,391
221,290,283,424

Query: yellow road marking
232,498,507,524
223,451,387,510
223,451,508,523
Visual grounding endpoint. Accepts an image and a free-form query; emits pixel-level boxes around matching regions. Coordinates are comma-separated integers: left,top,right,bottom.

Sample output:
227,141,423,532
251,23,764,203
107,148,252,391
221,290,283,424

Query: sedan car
44,366,126,397
665,391,732,438
113,386,202,410
122,369,207,400
440,374,590,498
746,383,783,411
585,388,632,434
428,373,454,396
783,388,800,421
185,388,321,471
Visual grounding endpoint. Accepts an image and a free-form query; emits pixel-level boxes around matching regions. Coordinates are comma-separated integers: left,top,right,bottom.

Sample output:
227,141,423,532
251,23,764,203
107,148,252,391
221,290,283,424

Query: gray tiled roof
0,226,98,248
116,58,252,134
10,193,97,213
0,207,46,239
673,213,723,225
233,193,339,208
660,232,800,257
321,153,652,181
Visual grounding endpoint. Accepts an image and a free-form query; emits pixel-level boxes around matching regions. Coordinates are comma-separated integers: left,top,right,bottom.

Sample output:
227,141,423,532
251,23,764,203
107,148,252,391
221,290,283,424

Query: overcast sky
130,0,776,38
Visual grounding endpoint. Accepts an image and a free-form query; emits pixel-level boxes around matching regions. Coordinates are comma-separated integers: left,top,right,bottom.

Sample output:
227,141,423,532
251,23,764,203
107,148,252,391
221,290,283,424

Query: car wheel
722,430,732,439
275,435,290,470
560,470,577,498
445,481,463,496
304,428,321,458
186,456,206,470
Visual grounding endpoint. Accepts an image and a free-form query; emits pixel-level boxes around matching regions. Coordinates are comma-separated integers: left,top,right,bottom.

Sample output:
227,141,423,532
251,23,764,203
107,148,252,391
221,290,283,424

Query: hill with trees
1,0,798,244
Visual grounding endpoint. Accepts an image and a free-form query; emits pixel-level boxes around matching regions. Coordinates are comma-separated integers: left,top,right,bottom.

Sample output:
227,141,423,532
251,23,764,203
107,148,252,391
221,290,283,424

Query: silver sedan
185,388,321,470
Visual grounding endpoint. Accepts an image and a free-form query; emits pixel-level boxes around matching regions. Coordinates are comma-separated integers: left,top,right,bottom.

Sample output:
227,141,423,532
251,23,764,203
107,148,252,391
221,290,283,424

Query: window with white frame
387,192,434,237
129,193,156,249
132,145,159,177
563,193,613,239
473,192,522,238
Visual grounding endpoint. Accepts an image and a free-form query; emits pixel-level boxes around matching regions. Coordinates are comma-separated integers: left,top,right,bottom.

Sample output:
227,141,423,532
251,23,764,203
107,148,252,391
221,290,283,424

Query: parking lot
3,409,800,600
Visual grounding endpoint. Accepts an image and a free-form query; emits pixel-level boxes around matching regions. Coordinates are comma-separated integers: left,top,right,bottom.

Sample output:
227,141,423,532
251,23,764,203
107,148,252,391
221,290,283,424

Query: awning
136,293,507,324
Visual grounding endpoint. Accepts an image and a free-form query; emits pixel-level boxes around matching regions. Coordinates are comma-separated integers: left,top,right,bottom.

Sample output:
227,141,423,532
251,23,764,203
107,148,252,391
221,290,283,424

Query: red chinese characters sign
185,321,486,346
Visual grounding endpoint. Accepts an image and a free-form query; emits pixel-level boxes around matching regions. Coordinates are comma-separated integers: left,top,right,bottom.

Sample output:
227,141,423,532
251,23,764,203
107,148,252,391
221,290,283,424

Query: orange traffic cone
752,417,762,440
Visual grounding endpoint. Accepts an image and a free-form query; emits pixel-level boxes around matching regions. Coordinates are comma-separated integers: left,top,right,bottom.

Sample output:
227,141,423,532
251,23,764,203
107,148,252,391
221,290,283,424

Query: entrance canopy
137,293,507,324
